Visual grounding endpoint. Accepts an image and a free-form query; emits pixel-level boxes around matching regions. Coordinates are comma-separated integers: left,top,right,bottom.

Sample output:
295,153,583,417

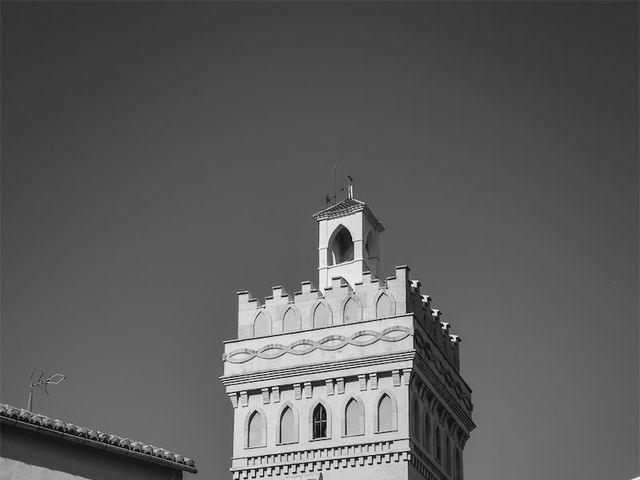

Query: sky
1,2,638,480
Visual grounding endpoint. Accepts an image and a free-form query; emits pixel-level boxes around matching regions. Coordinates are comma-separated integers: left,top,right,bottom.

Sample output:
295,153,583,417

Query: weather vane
26,370,67,412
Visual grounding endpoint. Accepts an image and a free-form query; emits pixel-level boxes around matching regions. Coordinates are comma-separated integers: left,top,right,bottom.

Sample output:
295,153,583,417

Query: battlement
236,265,462,371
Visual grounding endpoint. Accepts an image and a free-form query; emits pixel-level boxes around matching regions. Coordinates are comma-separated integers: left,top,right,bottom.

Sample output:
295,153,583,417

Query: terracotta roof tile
312,197,366,220
0,403,196,473
313,197,384,232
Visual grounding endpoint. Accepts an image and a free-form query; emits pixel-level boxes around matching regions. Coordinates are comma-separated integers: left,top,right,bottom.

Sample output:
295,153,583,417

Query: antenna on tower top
325,165,344,204
26,370,67,412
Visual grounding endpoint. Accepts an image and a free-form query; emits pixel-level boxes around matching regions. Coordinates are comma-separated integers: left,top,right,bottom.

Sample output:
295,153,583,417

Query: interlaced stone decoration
224,326,412,364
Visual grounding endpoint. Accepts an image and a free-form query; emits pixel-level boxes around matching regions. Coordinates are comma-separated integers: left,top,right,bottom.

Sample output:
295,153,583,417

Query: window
313,303,331,328
282,308,301,333
328,226,354,265
375,292,394,318
312,404,328,439
377,393,395,432
445,436,452,471
247,411,265,448
435,426,442,462
424,414,432,452
343,297,362,324
253,312,270,337
345,398,364,436
455,448,463,480
279,406,297,444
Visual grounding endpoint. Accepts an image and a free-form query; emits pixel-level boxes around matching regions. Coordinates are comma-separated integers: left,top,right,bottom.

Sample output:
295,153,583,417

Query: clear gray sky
2,2,637,479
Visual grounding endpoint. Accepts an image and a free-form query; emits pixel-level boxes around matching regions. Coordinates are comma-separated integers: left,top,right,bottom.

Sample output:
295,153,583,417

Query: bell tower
221,191,475,480
313,186,384,291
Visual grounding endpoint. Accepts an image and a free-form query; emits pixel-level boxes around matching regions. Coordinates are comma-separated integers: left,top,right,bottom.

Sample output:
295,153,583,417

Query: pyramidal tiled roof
312,197,366,220
313,196,384,231
0,403,196,473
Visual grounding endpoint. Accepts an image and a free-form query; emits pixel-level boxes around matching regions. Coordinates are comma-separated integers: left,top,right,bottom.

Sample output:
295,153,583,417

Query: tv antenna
26,370,66,412
325,165,345,204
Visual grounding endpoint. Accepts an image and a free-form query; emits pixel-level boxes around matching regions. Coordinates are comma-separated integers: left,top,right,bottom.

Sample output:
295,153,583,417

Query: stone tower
221,192,475,480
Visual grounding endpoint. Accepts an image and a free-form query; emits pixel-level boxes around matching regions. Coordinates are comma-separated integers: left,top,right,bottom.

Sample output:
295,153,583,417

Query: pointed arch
282,307,301,333
375,291,396,318
253,311,271,337
343,296,362,324
375,391,398,433
312,302,332,329
344,396,364,436
309,400,331,439
327,225,354,265
245,410,266,448
277,403,298,444
424,412,433,452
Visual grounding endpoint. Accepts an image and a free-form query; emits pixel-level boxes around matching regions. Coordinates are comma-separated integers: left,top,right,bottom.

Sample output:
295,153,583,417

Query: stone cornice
220,351,415,389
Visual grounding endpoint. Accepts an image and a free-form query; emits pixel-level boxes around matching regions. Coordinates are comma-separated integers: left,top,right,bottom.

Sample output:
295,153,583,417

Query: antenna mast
26,371,67,412
325,165,344,204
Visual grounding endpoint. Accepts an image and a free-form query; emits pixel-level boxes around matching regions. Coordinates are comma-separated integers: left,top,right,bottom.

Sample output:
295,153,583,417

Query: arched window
327,226,354,265
313,303,331,328
455,448,463,480
279,406,297,444
424,413,432,452
282,308,301,333
345,398,364,436
376,292,394,318
412,399,421,440
343,297,362,324
253,312,270,337
435,426,442,462
445,435,452,471
312,403,328,439
377,393,396,432
247,411,265,448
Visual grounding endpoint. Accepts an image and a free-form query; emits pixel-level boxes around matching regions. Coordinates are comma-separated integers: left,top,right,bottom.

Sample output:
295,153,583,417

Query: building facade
221,192,475,480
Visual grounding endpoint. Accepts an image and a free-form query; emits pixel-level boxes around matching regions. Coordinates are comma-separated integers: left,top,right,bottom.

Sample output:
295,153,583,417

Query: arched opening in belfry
327,226,354,266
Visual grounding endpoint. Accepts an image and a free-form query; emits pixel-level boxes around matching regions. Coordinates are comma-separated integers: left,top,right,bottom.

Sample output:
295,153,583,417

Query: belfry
221,190,475,480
